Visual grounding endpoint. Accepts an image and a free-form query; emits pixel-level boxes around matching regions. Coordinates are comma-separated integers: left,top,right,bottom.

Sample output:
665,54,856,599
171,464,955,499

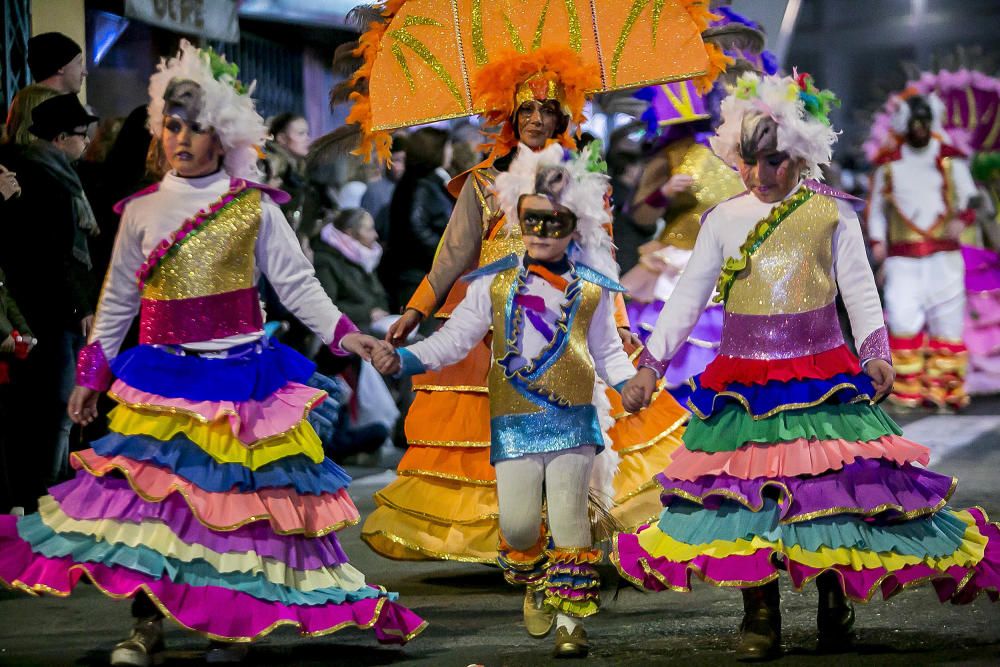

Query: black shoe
816,572,855,652
737,583,782,661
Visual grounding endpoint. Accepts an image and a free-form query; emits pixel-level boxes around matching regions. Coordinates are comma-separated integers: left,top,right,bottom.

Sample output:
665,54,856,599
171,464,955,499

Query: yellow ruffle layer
361,476,500,563
37,497,368,592
636,510,987,572
109,405,323,470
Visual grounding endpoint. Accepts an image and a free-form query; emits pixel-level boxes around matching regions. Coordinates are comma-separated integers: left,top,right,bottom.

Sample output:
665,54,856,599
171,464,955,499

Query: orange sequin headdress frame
474,46,599,161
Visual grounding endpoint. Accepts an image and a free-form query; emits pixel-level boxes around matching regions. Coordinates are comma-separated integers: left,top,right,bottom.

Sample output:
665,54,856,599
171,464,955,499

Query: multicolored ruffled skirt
0,341,426,643
613,343,1000,603
963,245,1000,395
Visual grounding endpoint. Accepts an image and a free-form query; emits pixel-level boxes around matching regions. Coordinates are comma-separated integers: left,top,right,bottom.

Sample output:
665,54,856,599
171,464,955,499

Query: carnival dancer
868,93,979,409
0,42,425,666
614,72,1000,660
965,152,1000,394
358,46,692,568
623,8,775,401
376,144,635,657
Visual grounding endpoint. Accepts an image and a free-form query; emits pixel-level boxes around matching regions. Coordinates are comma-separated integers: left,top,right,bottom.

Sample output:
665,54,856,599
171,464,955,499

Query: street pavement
2,401,1000,666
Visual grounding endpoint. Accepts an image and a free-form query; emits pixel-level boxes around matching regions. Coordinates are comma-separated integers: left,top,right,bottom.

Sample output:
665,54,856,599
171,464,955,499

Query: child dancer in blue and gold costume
375,144,636,658
616,72,1000,660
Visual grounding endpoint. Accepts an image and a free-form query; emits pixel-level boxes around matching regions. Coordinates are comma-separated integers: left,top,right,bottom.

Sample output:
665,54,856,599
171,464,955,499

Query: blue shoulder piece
461,253,520,282
575,263,626,292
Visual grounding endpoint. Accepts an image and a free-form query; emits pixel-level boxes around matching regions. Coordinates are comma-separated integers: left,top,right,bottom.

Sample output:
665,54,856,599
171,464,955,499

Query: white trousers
494,446,596,551
884,251,966,340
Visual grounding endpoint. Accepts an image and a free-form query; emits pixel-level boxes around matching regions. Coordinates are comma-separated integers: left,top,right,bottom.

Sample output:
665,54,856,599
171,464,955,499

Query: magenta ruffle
659,458,956,522
0,517,425,643
613,508,1000,604
49,476,349,570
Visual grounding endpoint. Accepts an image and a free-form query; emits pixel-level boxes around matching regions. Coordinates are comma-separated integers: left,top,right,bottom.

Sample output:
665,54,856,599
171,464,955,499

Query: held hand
660,174,695,198
865,358,896,401
372,342,402,375
0,165,20,201
617,327,641,355
622,367,658,413
68,385,100,426
340,332,380,361
386,308,423,346
0,335,14,353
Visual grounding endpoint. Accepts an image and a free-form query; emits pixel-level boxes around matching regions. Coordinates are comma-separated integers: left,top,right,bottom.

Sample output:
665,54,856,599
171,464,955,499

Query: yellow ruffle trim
108,405,324,470
361,475,500,563
37,497,368,592
636,510,987,572
543,595,599,618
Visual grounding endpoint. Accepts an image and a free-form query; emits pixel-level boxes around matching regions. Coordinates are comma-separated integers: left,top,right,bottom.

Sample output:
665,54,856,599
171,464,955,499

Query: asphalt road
2,401,1000,666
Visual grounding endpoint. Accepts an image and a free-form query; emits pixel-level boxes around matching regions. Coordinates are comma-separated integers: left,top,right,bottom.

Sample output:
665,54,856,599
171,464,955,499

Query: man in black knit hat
27,32,87,95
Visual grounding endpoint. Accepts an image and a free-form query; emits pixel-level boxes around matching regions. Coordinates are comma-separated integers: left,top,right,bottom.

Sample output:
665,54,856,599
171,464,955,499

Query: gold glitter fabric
725,193,840,316
143,189,262,301
656,139,745,250
486,266,606,462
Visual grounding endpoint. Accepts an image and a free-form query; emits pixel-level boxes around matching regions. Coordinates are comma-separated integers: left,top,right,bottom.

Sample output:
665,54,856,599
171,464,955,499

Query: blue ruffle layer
111,341,315,402
91,432,350,495
18,515,392,606
686,372,877,419
656,498,968,558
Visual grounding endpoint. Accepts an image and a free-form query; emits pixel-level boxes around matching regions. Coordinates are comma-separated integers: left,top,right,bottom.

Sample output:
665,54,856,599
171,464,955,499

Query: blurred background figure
361,133,407,242
383,127,453,314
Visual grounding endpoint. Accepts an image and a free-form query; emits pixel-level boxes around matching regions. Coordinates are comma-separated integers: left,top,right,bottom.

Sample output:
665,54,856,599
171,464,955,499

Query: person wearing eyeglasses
374,143,635,659
0,93,99,514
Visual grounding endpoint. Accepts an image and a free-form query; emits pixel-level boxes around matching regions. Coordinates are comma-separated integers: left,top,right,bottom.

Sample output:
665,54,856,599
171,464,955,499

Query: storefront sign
124,0,240,43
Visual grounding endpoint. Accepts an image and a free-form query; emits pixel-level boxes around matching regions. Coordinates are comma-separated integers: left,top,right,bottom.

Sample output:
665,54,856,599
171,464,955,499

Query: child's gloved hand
372,341,402,376
865,358,896,401
622,367,658,413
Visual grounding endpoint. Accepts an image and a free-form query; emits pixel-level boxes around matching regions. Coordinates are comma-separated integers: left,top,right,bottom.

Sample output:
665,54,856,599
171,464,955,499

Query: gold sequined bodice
487,267,600,417
143,188,262,301
725,193,841,316
657,139,745,250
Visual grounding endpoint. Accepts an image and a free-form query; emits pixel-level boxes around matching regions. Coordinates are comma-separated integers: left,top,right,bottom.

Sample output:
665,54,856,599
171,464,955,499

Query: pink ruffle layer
111,379,326,445
73,452,359,535
665,436,931,482
0,517,425,643
614,507,1000,604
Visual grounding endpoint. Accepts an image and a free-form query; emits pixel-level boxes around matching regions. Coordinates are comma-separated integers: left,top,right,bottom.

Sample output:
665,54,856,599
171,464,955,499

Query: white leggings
494,446,596,550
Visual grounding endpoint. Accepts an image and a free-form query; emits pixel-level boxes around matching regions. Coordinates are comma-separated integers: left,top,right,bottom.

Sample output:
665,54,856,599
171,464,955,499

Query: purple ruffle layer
658,458,957,522
50,475,348,570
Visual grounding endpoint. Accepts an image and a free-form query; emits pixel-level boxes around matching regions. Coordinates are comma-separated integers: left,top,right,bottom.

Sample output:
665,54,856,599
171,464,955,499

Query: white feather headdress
147,40,266,180
711,71,840,179
494,143,618,279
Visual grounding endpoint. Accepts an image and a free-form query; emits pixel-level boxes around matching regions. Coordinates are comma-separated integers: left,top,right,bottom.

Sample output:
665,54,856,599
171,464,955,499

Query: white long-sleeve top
89,170,349,358
868,139,978,243
644,184,885,366
405,260,636,393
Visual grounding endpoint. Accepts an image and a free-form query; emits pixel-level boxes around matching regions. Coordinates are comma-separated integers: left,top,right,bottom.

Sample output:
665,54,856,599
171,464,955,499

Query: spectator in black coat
383,127,453,312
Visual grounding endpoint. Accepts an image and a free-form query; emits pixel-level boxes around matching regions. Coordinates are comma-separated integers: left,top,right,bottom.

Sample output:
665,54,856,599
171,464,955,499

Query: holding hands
622,366,658,413
340,332,383,361
372,342,401,375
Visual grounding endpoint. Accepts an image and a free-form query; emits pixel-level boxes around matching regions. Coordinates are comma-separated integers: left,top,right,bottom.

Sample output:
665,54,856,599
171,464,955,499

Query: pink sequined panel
859,326,891,364
328,316,360,356
76,341,113,392
139,288,263,345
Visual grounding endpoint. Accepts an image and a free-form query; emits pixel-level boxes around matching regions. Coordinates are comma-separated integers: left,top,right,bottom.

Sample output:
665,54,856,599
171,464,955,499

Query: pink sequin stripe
76,341,113,392
139,288,263,345
637,346,669,378
135,180,246,289
719,302,845,360
859,326,891,365
328,316,361,357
